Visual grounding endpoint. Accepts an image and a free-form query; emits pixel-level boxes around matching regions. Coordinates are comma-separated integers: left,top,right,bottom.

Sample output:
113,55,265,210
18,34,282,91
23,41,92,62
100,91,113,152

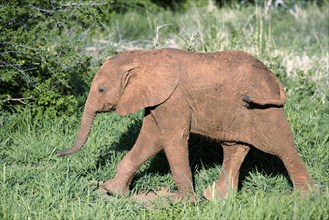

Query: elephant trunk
58,102,96,157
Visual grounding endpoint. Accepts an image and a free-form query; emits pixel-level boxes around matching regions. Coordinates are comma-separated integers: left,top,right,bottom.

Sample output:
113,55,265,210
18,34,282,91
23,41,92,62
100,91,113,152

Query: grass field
1,3,329,219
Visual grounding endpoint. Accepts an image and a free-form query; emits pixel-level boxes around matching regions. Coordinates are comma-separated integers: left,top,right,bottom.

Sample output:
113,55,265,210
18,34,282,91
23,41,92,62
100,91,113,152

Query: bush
0,1,106,115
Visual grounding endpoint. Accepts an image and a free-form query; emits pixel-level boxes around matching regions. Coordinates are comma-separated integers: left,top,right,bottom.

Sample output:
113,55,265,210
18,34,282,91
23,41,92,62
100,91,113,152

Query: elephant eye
98,86,106,94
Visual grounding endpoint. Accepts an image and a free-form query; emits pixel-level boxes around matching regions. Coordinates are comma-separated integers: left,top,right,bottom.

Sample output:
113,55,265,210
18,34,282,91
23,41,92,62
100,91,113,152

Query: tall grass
1,3,329,219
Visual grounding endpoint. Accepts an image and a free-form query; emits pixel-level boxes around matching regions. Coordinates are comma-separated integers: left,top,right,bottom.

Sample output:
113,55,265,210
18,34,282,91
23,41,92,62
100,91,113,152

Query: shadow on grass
95,118,143,168
95,119,291,191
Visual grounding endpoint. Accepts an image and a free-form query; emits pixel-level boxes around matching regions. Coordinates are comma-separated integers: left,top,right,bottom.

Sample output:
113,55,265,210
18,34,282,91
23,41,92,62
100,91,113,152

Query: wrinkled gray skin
59,49,316,201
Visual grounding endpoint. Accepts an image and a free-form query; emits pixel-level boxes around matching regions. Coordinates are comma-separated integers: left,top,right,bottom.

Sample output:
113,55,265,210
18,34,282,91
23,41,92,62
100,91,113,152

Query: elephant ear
116,51,179,115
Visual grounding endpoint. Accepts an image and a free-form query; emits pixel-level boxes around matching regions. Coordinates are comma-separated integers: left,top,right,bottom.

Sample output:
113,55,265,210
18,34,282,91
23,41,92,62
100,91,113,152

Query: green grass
1,3,329,220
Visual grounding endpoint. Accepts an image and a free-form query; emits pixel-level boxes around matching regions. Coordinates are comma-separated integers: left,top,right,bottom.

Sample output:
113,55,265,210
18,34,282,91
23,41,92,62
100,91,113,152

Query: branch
0,41,40,52
30,2,108,14
62,2,108,7
30,5,64,13
1,50,27,54
1,63,41,92
5,96,34,104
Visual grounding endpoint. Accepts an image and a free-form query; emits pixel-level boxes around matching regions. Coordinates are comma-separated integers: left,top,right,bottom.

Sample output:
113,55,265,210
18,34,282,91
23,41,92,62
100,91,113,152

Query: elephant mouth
99,103,116,112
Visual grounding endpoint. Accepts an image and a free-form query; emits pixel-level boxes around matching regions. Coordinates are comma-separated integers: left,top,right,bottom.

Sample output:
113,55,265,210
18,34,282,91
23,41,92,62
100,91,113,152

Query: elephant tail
243,80,286,107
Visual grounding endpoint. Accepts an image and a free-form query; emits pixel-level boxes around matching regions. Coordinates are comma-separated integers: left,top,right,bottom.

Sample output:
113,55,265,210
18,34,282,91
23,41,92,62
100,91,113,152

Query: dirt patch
132,187,174,204
97,186,174,205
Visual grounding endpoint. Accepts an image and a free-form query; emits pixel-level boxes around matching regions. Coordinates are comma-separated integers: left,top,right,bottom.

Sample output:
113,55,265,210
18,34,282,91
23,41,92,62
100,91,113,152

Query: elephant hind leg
277,147,317,193
252,113,317,194
203,143,250,200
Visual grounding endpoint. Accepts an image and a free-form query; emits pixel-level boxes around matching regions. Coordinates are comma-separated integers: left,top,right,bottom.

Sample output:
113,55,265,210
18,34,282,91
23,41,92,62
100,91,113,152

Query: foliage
0,1,106,115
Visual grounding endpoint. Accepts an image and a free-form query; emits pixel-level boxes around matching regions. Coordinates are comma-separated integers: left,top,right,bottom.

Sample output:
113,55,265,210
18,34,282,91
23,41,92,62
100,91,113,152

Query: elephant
58,48,316,201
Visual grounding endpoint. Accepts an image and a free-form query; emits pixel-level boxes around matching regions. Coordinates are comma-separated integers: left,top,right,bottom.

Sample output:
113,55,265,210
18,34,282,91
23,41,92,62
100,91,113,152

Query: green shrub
0,1,105,116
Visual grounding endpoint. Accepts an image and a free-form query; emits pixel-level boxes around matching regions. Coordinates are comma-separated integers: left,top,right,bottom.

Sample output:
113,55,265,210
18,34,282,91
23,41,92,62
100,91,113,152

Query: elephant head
58,50,179,156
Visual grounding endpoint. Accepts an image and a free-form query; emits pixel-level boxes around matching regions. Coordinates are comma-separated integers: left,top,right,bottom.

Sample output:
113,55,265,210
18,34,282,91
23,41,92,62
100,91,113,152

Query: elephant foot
202,184,232,201
295,183,318,196
295,176,318,193
98,180,129,196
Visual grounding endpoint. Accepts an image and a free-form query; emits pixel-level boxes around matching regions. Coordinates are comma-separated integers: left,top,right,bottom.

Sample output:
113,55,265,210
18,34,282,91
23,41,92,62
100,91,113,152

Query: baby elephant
58,48,316,200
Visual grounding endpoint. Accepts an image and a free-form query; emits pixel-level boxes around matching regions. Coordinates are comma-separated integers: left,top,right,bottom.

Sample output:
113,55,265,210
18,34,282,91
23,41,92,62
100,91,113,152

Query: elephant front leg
99,111,162,196
203,143,250,200
163,136,195,201
154,106,194,200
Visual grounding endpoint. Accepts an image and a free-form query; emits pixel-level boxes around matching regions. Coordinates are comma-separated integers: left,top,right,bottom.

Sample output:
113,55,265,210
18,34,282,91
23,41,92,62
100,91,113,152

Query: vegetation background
0,0,328,219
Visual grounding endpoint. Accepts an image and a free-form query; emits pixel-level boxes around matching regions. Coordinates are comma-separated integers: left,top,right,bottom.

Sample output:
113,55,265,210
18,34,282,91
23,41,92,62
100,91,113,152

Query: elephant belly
189,94,253,143
189,96,290,156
